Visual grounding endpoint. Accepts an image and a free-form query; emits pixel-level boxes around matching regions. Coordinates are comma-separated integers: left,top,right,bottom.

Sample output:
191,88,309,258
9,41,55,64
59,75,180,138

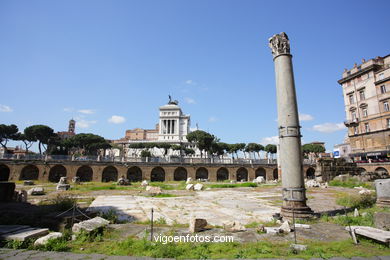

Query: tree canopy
24,125,55,154
186,130,216,157
64,133,111,155
0,124,19,152
302,143,325,154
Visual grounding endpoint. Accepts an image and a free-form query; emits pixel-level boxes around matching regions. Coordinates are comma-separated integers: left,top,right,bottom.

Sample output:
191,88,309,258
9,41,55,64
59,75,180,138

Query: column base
377,197,390,208
281,201,314,219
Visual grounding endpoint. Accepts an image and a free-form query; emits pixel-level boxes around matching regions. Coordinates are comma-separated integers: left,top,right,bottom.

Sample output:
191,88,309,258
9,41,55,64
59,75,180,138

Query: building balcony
344,118,359,126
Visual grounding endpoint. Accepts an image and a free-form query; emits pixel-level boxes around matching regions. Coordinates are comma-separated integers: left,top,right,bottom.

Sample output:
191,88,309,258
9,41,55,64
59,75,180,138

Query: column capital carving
268,32,290,58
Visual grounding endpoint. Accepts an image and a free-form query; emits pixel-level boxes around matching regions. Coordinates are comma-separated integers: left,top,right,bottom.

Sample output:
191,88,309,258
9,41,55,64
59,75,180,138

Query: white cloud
0,105,13,112
78,109,95,114
312,122,345,133
299,113,314,121
208,116,217,123
261,136,279,145
76,119,97,129
184,97,196,104
185,79,197,85
108,115,126,124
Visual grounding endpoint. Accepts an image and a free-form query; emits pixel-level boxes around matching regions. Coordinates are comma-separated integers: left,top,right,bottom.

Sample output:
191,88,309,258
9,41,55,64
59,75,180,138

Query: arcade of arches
4,161,378,183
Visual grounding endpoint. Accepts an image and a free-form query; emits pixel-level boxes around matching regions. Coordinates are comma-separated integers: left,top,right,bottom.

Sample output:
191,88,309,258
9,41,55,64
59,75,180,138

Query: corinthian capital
269,32,290,58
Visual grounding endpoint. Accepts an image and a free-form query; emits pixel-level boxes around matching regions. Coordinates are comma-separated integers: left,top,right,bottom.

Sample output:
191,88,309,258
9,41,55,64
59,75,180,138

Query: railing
0,153,318,165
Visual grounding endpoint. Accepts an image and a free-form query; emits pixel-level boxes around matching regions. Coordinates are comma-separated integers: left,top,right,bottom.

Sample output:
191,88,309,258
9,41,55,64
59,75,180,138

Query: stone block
290,244,307,251
27,187,45,196
141,180,149,187
23,180,34,186
0,227,49,241
34,232,63,246
374,212,390,231
253,176,265,184
264,227,281,234
375,179,390,207
72,217,110,233
189,218,207,233
186,184,194,190
279,221,291,233
223,221,246,232
194,183,204,191
0,182,15,202
56,184,70,191
145,186,162,195
186,177,192,184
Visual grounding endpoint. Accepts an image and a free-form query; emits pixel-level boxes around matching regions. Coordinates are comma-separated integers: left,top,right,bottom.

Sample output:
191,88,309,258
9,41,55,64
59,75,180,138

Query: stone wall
314,158,358,182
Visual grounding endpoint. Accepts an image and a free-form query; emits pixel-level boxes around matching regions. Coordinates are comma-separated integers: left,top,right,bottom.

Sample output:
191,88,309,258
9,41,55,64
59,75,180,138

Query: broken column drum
269,32,313,218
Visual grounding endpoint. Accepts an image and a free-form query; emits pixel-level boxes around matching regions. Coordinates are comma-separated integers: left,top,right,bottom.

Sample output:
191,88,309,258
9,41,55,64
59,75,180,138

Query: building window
348,94,355,104
351,111,357,120
365,123,370,133
384,101,390,112
379,73,385,80
354,126,358,135
387,118,390,129
359,90,365,100
381,85,387,94
362,108,368,117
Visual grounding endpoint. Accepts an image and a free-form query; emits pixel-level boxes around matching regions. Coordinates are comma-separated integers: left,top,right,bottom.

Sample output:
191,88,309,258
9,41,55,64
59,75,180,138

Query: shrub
50,194,77,211
99,209,119,224
336,193,376,209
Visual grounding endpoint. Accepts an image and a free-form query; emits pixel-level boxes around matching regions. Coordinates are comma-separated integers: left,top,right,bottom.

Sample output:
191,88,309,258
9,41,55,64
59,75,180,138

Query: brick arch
76,165,93,182
0,164,10,181
217,167,228,181
196,167,208,180
127,166,142,182
20,165,39,180
49,165,67,183
255,167,266,179
151,167,165,182
236,167,248,182
306,167,315,179
174,167,187,181
273,168,278,180
375,167,389,178
102,166,118,182
357,167,367,174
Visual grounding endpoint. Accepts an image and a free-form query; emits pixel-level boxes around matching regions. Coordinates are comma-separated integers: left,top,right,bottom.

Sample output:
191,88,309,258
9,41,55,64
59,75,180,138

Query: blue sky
1,0,389,152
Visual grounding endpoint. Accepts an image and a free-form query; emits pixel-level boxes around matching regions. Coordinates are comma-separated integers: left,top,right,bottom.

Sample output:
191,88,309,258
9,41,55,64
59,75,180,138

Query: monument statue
269,32,313,218
168,95,179,105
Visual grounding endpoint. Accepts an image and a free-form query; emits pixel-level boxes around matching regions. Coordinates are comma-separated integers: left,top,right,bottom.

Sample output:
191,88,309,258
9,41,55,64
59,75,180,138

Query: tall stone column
269,32,313,218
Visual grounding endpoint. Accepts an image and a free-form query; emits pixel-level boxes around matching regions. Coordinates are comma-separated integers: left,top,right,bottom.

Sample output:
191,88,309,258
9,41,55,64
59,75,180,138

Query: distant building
117,98,191,144
57,119,76,139
333,143,351,158
113,98,195,157
338,54,390,160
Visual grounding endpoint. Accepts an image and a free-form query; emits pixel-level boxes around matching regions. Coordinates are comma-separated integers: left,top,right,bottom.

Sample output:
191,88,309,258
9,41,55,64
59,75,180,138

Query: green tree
140,150,151,158
264,144,277,160
0,124,19,153
245,143,264,159
14,133,35,153
186,130,216,157
64,133,111,155
302,143,325,157
227,143,239,159
24,125,55,154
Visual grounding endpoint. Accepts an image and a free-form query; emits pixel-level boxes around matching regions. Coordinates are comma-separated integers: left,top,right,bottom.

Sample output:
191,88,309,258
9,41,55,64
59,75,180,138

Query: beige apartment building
339,54,390,161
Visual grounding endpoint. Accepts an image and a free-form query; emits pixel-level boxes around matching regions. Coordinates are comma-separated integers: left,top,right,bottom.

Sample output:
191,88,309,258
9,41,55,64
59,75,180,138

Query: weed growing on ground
99,209,119,224
329,178,373,189
336,193,376,209
49,194,77,211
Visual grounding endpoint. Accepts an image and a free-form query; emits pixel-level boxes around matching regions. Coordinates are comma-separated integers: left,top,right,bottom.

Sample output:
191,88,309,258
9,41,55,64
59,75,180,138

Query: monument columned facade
113,98,192,157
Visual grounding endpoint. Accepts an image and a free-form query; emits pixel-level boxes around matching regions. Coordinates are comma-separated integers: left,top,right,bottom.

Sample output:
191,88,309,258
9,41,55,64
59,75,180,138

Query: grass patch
65,236,390,259
336,193,376,209
329,178,373,189
207,183,257,188
70,182,137,191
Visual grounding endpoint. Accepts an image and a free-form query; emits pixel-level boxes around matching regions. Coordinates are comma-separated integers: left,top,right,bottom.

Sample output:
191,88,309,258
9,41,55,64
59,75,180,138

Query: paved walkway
87,189,280,225
0,248,389,260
